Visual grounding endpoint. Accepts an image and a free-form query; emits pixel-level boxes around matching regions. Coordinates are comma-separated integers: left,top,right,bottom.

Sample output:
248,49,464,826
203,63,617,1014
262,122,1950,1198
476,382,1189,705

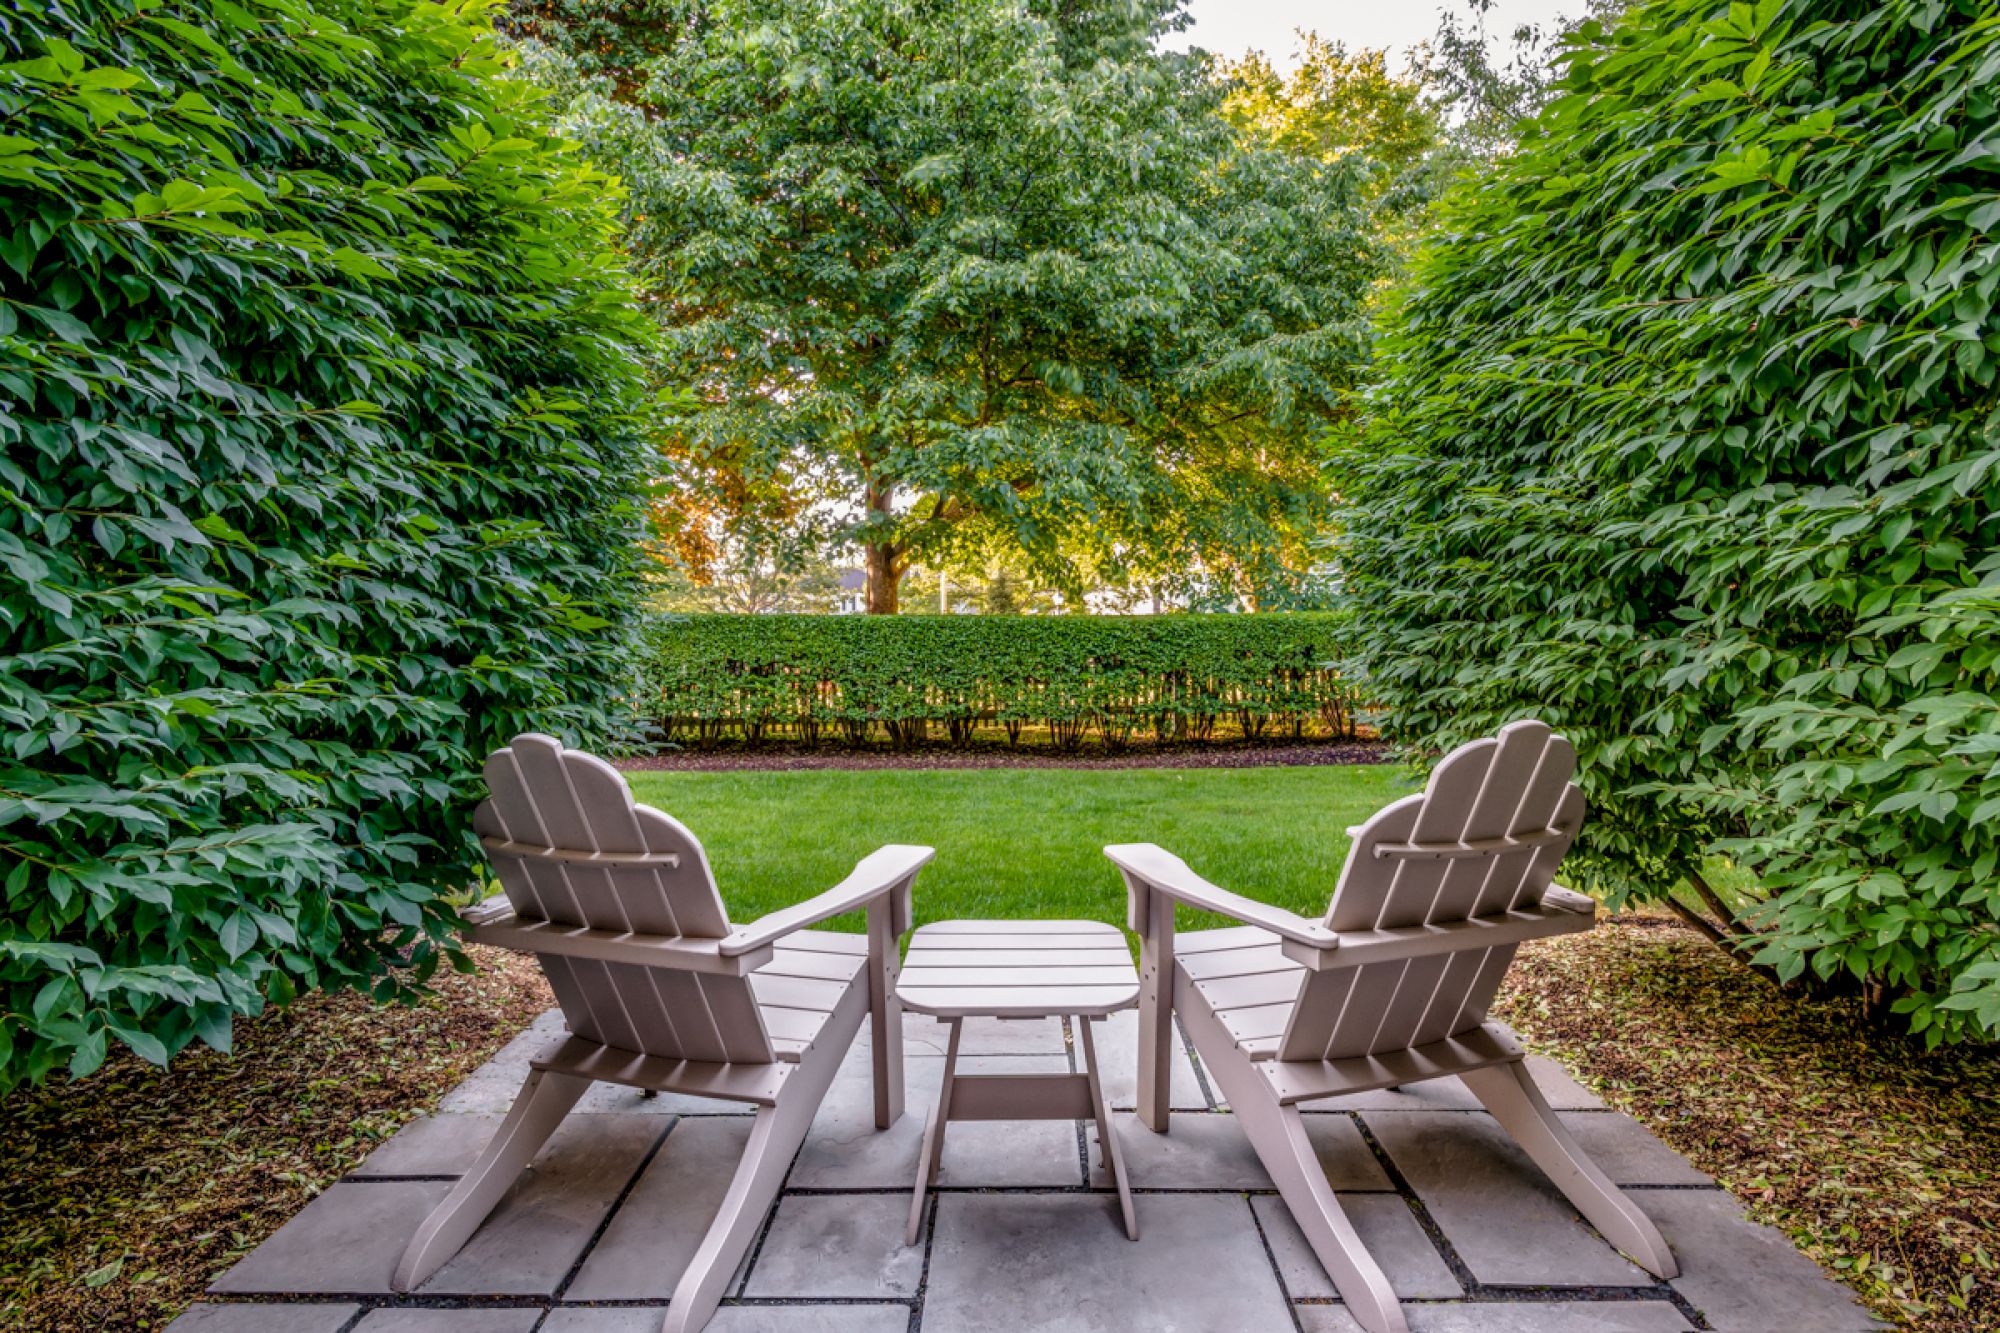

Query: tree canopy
1337,0,2000,1043
549,0,1379,612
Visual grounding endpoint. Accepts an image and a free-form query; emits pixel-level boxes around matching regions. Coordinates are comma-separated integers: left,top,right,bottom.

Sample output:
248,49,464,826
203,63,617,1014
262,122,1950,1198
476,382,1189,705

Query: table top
896,919,1140,1019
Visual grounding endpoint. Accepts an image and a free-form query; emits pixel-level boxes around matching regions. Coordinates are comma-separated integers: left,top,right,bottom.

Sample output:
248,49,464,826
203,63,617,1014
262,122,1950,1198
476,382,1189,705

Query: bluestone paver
566,1116,753,1300
543,1309,911,1333
1557,1111,1711,1186
353,1309,543,1332
1092,1009,1209,1111
166,1304,360,1332
1364,1110,1651,1286
353,1113,504,1177
1297,1301,1693,1332
925,1193,1292,1332
209,1181,449,1295
1253,1193,1461,1300
1091,1111,1389,1191
900,1012,1065,1056
791,1048,1081,1188
741,1193,925,1299
1642,1188,1887,1331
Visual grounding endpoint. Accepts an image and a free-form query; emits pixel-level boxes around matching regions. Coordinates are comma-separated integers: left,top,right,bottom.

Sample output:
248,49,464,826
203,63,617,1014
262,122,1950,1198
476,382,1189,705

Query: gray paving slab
1252,1193,1461,1299
741,1194,925,1299
543,1309,911,1332
1558,1111,1711,1186
209,1181,447,1295
1364,1110,1650,1286
790,1048,1082,1188
213,1115,661,1297
354,1310,543,1332
1089,1112,1390,1191
1090,1009,1210,1111
167,1304,361,1332
925,1192,1292,1331
1297,1301,1692,1331
901,1012,1066,1056
566,1116,753,1300
1299,1056,1603,1112
353,1113,504,1177
1642,1188,1886,1331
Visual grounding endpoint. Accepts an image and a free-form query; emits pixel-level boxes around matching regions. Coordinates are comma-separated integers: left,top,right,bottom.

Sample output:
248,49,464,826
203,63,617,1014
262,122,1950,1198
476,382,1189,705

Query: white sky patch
1163,0,1586,73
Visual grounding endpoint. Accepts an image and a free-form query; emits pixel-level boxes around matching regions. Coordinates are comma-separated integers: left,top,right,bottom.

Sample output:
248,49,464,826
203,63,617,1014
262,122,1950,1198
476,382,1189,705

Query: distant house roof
838,569,867,591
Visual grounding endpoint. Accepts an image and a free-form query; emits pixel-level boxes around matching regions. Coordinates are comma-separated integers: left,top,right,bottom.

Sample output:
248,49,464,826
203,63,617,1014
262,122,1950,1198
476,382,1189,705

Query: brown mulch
618,736,1389,772
1494,917,2000,1332
0,949,553,1332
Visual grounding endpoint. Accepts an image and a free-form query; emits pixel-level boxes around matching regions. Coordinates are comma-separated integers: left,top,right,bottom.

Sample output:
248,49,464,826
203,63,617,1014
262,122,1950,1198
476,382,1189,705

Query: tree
614,0,1378,612
650,541,847,614
1219,37,1443,213
0,0,652,1087
1337,0,2000,1043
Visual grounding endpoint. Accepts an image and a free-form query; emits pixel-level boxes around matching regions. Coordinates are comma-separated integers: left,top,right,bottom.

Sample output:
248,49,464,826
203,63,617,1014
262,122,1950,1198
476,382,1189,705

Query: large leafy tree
1338,0,2000,1043
602,0,1377,612
0,0,651,1087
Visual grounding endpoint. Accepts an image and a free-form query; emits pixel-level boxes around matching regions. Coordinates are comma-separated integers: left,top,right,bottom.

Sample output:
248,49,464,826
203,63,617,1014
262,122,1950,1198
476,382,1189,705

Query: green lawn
625,764,1413,939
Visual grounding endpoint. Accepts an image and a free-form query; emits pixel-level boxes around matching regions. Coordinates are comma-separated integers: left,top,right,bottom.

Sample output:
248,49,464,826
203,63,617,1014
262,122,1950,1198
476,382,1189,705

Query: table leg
1078,1015,1138,1240
907,1016,962,1245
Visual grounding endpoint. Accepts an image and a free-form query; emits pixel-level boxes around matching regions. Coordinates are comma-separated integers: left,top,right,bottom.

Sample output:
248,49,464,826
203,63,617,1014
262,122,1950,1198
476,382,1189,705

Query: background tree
608,0,1378,613
1220,37,1443,220
1337,0,2000,1044
650,540,848,615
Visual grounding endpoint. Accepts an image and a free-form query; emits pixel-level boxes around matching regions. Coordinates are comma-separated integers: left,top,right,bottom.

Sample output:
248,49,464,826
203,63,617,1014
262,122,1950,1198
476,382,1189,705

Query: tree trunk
865,542,900,614
862,477,901,614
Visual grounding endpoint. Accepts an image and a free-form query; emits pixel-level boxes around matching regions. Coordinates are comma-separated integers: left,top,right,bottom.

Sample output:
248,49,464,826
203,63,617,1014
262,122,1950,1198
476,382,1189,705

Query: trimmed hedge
1336,0,2000,1041
642,615,1357,748
0,0,651,1089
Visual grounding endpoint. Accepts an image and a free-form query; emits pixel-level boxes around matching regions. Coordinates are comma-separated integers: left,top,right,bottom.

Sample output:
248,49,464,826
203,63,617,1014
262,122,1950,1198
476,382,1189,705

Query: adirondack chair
1106,719,1676,1333
392,734,930,1333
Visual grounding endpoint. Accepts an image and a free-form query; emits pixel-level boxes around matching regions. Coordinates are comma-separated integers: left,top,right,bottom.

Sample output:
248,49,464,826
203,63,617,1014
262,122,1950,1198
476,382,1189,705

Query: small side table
897,919,1140,1244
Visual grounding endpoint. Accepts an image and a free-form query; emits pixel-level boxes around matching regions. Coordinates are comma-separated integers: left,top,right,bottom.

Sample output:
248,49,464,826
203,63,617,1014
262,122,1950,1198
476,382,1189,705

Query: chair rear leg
393,1066,589,1291
1460,1060,1678,1278
1181,1006,1406,1333
661,1095,817,1333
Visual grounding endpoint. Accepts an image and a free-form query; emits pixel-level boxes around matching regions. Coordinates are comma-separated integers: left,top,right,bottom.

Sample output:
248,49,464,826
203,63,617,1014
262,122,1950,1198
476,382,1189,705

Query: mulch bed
618,736,1389,771
0,949,553,1332
1495,916,1999,1332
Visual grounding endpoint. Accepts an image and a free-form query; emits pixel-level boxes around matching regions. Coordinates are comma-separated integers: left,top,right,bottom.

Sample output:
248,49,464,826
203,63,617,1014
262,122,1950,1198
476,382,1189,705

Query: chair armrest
720,844,935,957
1104,843,1337,949
462,892,512,926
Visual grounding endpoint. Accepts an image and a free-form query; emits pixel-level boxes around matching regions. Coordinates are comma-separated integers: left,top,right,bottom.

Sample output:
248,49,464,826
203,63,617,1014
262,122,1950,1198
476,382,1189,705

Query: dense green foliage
1338,0,2000,1041
0,0,652,1088
550,0,1379,612
643,614,1357,748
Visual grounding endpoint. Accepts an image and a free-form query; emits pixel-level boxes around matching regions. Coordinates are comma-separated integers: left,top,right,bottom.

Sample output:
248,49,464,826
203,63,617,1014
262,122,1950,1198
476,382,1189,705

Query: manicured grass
625,764,1414,935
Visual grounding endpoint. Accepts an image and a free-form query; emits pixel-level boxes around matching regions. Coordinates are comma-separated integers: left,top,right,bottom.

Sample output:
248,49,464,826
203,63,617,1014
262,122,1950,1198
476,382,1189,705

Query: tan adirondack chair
1106,719,1676,1333
392,734,930,1333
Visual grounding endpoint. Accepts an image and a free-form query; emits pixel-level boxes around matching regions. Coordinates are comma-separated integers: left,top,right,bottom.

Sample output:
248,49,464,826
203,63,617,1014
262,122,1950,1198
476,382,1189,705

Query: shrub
642,615,1358,749
1336,0,2000,1042
0,0,653,1089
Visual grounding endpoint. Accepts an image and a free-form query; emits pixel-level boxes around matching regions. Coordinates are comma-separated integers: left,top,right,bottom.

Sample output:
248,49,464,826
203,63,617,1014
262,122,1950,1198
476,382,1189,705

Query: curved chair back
1277,719,1585,1062
476,733,775,1064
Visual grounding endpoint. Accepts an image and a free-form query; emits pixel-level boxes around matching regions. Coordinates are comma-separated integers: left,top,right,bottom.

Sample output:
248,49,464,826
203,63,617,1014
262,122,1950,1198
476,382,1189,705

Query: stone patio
178,1009,1881,1332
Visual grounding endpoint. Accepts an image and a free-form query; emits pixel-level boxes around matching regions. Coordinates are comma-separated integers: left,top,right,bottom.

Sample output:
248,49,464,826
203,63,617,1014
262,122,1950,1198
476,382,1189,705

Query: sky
1162,0,1584,72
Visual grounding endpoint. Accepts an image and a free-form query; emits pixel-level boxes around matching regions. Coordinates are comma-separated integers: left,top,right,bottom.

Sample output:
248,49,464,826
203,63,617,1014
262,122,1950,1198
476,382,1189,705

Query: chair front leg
1126,871,1176,1134
866,888,906,1129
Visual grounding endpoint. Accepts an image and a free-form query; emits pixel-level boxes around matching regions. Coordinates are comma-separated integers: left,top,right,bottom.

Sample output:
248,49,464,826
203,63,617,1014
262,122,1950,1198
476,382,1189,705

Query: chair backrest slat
477,734,774,1065
1279,720,1583,1062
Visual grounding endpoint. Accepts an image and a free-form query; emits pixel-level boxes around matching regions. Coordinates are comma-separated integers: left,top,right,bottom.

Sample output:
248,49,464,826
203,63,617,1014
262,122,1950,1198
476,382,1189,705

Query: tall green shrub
1338,0,2000,1042
643,614,1357,748
0,0,653,1088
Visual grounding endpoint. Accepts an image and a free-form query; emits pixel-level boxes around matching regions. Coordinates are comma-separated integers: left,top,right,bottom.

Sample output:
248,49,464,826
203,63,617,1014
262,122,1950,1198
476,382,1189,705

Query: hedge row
640,615,1358,747
0,0,649,1089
